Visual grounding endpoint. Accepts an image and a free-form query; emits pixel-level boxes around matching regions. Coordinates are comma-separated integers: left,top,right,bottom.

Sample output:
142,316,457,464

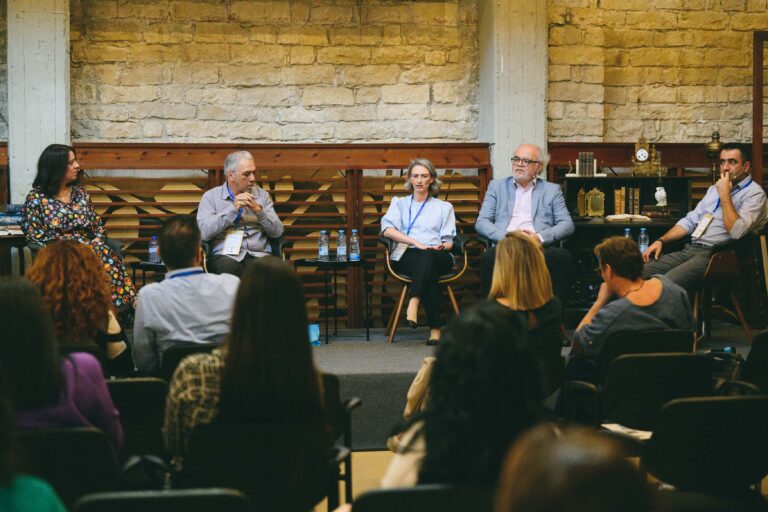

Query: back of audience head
496,424,657,512
0,277,60,410
418,305,540,485
489,231,553,308
159,215,202,270
594,236,643,281
28,240,112,343
219,257,324,428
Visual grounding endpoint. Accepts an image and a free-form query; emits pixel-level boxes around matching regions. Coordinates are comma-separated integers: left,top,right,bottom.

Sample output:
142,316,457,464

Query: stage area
312,328,435,451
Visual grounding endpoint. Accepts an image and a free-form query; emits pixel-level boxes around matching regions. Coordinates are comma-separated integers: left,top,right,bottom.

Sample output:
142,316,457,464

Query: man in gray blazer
475,143,575,299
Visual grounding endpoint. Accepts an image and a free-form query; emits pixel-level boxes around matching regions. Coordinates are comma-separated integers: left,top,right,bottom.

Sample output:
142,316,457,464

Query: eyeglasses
511,157,541,167
719,158,741,166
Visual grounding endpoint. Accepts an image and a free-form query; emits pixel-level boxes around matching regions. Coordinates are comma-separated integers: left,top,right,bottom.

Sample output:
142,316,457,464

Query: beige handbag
403,357,436,420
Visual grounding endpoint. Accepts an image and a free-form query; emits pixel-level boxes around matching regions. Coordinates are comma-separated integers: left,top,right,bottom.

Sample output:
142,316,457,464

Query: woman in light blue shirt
381,159,457,345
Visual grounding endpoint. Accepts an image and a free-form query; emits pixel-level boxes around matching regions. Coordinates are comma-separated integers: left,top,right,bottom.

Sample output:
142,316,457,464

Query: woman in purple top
0,277,123,454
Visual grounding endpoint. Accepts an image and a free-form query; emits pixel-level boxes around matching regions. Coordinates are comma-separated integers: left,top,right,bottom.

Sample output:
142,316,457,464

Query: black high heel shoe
406,319,418,329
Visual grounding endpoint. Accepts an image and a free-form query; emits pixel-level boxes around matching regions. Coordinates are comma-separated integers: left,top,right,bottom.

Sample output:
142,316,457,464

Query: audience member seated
495,424,658,512
475,143,575,300
573,236,693,359
0,277,123,455
381,158,457,345
133,215,239,375
28,241,135,377
0,381,66,512
20,143,135,309
163,258,326,471
379,306,540,488
485,231,563,338
196,150,284,277
642,142,768,294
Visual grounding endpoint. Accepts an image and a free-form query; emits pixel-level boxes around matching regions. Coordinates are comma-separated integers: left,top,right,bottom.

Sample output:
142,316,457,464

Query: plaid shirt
163,348,226,467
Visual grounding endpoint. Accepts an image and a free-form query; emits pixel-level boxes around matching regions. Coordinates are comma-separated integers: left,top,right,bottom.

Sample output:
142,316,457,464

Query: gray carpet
312,328,436,451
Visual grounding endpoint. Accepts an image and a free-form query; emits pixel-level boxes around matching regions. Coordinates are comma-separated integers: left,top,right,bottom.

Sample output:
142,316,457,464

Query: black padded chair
643,396,768,495
601,353,715,431
379,233,469,343
529,334,566,400
107,378,168,459
15,427,118,508
741,331,768,394
321,373,362,504
180,421,346,512
352,484,495,512
73,488,252,512
159,343,219,382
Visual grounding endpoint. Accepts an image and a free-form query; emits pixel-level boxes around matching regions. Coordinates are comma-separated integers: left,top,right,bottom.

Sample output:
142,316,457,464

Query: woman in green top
0,379,65,512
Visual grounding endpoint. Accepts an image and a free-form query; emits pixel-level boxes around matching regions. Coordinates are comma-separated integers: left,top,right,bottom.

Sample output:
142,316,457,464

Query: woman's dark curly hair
32,144,77,198
418,303,541,486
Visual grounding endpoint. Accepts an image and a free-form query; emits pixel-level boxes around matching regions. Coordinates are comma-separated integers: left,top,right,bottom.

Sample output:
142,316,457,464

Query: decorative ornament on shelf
654,186,668,207
704,130,722,184
632,135,665,177
585,187,605,218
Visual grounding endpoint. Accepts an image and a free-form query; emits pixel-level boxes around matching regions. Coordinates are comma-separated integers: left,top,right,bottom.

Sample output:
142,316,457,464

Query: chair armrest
343,397,362,414
452,232,468,256
328,446,351,466
201,240,212,256
379,235,395,253
563,380,600,426
716,380,762,396
476,234,493,250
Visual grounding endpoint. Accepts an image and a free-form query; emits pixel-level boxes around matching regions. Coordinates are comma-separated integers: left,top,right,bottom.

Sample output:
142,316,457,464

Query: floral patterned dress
21,185,136,308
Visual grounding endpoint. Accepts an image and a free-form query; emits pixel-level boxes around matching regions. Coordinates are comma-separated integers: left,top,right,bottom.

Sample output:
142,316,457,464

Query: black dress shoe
426,338,440,346
406,319,418,329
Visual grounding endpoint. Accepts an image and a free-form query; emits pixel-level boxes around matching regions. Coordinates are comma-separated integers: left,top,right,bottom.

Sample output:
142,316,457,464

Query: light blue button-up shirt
381,195,456,246
677,177,768,246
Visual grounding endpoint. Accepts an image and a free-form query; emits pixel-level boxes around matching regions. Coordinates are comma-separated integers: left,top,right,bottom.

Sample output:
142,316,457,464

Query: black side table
293,257,372,343
130,261,166,286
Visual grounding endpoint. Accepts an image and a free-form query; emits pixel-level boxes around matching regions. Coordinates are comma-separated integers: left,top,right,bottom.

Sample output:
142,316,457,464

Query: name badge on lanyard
390,196,429,261
222,229,245,255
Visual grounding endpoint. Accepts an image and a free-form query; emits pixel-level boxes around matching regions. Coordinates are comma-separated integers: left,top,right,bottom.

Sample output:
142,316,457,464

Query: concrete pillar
478,0,547,179
8,0,70,203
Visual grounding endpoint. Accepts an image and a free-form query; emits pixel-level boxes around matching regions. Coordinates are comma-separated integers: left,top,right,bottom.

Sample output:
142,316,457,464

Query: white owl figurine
654,186,667,207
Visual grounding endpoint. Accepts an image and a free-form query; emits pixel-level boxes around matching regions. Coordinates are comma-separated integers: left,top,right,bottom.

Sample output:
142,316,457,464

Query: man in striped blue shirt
642,142,768,293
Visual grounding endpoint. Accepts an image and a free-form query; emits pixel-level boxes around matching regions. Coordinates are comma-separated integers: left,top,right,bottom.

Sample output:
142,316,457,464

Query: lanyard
226,183,244,225
713,178,751,212
404,196,429,235
168,269,205,279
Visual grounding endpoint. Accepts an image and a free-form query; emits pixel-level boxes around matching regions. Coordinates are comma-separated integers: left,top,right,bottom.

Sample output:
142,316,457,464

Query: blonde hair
488,232,553,310
403,158,441,194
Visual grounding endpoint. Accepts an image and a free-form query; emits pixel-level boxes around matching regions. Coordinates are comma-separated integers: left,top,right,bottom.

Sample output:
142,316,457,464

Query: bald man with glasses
476,143,575,299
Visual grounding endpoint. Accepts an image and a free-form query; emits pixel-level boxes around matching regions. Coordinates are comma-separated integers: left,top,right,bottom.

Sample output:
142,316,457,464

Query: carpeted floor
312,328,436,451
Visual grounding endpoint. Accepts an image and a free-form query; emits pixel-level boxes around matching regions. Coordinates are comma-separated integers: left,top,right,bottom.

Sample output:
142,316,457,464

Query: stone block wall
70,0,479,142
548,0,768,143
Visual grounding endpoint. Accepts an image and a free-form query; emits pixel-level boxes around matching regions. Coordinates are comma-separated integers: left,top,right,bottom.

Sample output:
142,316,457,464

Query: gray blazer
475,177,574,245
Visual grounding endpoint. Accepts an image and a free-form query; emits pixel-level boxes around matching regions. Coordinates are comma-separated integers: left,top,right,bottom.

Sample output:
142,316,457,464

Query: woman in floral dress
21,144,135,309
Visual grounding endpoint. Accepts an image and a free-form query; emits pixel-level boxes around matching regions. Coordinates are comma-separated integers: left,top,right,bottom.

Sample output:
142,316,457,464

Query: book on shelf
605,214,652,222
633,187,640,215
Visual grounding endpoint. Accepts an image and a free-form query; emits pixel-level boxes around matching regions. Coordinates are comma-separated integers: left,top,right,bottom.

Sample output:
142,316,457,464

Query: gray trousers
642,244,713,294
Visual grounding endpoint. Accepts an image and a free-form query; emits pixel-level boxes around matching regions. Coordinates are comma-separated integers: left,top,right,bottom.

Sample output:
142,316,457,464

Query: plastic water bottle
624,228,632,240
337,229,347,260
349,229,360,261
148,235,161,264
318,230,329,260
638,227,649,254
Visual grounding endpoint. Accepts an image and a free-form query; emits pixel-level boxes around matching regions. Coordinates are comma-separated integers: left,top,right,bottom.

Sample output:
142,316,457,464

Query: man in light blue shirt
643,143,768,293
133,215,240,374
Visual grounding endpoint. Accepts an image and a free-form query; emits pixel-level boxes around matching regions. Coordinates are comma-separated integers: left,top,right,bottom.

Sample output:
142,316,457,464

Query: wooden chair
379,233,469,344
694,246,753,343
